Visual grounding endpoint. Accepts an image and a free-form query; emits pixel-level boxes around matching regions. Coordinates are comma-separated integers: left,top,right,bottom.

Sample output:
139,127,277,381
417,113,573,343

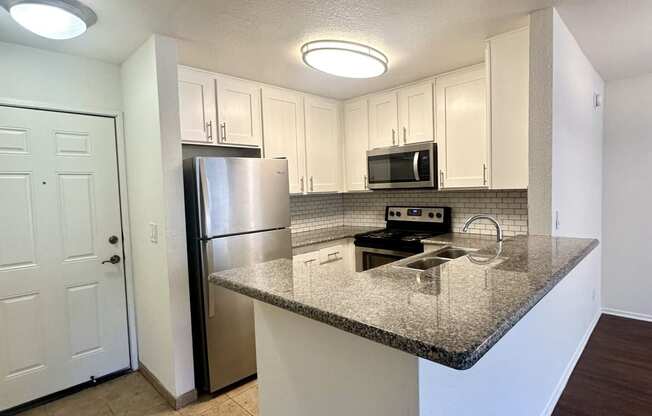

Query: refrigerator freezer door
198,157,290,238
203,228,292,391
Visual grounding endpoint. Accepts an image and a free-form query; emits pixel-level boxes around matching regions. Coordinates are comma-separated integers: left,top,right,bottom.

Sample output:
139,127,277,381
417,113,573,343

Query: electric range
354,206,451,271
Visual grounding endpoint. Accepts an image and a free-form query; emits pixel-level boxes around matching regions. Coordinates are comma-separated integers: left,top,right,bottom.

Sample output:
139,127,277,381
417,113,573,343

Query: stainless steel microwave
367,142,438,189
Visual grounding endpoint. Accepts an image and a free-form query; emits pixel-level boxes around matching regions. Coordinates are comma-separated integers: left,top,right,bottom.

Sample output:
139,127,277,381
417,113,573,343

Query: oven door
355,246,416,272
367,142,437,189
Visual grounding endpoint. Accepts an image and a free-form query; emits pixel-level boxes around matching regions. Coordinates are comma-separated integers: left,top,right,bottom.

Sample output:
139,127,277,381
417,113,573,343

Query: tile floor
18,372,258,416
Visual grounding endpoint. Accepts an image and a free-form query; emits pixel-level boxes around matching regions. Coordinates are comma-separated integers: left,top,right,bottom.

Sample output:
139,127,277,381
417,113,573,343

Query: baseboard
602,307,652,323
138,361,197,410
541,310,601,416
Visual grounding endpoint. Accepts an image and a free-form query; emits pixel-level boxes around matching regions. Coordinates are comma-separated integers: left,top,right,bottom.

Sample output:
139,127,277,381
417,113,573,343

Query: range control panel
386,206,446,223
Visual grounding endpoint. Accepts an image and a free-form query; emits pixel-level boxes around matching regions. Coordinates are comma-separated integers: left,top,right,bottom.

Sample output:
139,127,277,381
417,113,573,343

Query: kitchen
0,1,650,415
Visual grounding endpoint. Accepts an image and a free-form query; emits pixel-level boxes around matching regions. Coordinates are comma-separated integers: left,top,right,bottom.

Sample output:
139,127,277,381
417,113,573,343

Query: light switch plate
149,222,159,244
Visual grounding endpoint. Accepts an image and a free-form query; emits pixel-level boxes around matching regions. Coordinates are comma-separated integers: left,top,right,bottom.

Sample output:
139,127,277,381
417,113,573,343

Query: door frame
0,96,139,372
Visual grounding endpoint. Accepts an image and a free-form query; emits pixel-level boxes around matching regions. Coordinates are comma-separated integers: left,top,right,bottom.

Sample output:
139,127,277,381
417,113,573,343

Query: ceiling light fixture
1,0,97,40
301,40,388,79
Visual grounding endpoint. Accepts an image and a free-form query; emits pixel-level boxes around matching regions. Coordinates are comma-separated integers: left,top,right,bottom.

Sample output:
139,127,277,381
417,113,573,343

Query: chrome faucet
462,214,504,242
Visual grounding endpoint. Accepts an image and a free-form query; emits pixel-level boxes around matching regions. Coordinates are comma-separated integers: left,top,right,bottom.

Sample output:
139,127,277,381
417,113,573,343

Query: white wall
551,9,604,240
121,34,195,397
0,41,122,111
602,72,652,320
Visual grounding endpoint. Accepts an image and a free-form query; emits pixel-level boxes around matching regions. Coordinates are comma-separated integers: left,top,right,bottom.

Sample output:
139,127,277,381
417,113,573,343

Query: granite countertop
291,225,380,248
210,235,599,370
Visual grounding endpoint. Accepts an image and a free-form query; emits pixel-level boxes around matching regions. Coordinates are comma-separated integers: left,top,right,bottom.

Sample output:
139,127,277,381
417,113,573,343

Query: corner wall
602,72,652,320
121,35,195,398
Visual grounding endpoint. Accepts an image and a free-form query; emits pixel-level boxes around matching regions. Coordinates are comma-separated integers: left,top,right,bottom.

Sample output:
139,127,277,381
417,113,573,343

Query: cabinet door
178,66,216,144
216,77,262,147
262,88,306,194
398,81,434,145
304,97,341,193
368,92,398,149
488,28,529,189
436,67,488,189
344,99,369,191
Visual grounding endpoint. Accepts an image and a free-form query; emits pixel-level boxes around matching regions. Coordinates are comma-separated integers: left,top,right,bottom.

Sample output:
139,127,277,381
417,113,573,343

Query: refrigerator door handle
198,158,211,235
208,284,215,318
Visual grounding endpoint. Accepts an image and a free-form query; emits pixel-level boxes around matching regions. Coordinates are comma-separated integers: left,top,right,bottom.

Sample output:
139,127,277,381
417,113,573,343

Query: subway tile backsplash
290,189,528,237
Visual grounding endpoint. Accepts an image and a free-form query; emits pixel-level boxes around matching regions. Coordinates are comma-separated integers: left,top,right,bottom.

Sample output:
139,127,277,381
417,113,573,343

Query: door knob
102,255,121,265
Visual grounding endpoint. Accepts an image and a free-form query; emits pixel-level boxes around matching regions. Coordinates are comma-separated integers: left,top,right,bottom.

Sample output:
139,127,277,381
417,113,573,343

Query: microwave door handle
413,151,420,181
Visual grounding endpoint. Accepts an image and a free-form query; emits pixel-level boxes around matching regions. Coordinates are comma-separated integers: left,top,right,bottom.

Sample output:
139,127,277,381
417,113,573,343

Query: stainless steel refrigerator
183,157,291,392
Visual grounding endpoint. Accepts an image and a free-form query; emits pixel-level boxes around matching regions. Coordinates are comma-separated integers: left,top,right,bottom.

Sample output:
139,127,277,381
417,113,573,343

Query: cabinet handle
403,126,407,144
439,170,444,188
391,129,396,145
327,252,340,260
304,258,316,265
206,121,213,140
483,163,487,185
300,176,305,193
310,176,314,191
363,174,368,189
220,122,227,142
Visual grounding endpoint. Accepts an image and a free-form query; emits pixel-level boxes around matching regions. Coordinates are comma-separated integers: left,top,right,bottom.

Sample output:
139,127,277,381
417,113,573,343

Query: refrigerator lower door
202,228,292,392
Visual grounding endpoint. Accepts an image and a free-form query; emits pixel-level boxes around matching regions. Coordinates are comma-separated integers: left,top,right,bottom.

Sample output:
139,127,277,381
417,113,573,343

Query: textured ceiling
1,0,649,99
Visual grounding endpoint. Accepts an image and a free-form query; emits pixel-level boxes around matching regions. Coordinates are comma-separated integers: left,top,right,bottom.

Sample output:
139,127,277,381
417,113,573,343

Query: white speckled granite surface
210,235,598,370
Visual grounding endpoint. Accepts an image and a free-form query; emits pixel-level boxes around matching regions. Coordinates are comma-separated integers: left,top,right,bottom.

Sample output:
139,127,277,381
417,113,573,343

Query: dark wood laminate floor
553,315,652,416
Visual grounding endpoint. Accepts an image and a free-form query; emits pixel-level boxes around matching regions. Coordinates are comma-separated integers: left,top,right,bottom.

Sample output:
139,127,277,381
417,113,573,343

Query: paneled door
178,66,217,144
368,92,398,149
435,67,489,189
0,106,129,411
398,81,434,145
344,99,369,191
216,77,263,147
262,87,306,194
304,97,341,193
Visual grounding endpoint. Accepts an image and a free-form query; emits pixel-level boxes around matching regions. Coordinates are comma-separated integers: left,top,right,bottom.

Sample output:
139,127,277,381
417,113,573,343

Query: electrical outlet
149,222,159,244
592,288,597,302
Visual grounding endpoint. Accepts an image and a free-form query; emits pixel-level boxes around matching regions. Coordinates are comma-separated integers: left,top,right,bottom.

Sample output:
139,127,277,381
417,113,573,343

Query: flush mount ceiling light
301,40,388,78
1,0,97,40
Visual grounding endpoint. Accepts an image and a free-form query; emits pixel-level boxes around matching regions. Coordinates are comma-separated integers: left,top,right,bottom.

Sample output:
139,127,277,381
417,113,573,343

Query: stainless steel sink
403,257,450,270
435,248,473,259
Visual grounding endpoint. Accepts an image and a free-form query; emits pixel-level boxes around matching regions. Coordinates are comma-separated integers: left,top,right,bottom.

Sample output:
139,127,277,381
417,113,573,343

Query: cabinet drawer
319,245,344,264
293,251,319,266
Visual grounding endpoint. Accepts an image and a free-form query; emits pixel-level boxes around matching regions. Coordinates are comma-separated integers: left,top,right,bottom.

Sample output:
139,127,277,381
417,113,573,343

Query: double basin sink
398,247,474,271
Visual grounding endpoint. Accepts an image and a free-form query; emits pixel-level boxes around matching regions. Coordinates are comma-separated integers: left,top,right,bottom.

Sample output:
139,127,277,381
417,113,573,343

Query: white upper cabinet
216,76,263,147
435,66,488,189
344,99,369,191
178,66,217,144
398,81,434,145
262,87,306,194
368,92,399,149
304,97,341,193
487,27,529,189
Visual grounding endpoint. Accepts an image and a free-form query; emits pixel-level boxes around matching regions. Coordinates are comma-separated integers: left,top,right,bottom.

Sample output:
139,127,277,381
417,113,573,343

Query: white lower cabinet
435,65,489,189
262,87,306,194
344,99,369,191
293,239,355,272
304,97,341,193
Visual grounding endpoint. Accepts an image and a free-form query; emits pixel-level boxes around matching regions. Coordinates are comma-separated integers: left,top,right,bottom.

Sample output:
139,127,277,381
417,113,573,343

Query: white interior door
262,88,306,194
0,106,129,411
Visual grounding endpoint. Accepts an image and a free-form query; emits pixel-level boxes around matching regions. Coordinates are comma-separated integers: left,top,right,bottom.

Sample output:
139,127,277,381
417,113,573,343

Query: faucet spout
462,214,504,242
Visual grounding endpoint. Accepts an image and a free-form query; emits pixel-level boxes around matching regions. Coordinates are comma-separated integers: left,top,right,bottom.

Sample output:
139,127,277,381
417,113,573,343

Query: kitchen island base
252,249,600,416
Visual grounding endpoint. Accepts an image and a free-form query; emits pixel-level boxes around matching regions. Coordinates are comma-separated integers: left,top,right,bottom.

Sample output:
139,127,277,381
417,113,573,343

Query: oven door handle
413,151,420,181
